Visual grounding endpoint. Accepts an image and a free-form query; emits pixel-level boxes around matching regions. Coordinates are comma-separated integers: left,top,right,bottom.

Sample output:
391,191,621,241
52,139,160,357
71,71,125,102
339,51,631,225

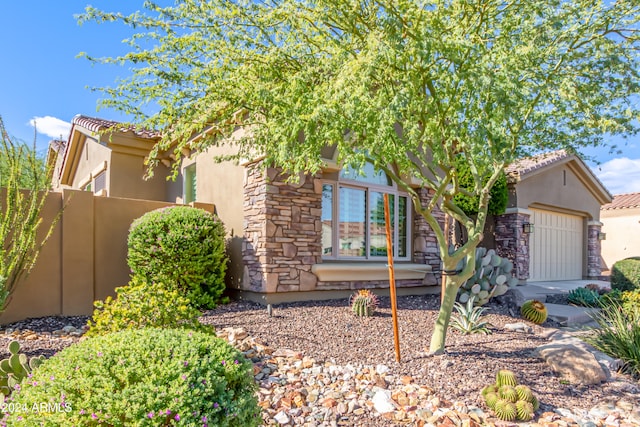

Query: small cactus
496,369,518,387
494,399,518,421
350,289,378,317
0,340,45,396
499,385,518,403
521,300,548,325
482,370,540,422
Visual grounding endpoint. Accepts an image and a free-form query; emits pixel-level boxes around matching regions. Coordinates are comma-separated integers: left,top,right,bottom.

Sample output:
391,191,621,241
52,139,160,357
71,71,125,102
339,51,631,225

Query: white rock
274,410,290,425
372,389,395,413
376,364,390,375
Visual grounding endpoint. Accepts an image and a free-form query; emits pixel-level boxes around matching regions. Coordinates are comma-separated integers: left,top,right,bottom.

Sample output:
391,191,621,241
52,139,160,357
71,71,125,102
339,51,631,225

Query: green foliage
567,287,601,307
611,258,640,292
520,300,548,325
483,370,538,421
350,289,379,317
86,277,210,337
0,116,57,312
127,206,228,309
453,157,508,216
585,301,640,378
0,340,45,396
449,296,492,335
620,290,640,319
79,0,640,355
458,247,518,306
4,328,260,426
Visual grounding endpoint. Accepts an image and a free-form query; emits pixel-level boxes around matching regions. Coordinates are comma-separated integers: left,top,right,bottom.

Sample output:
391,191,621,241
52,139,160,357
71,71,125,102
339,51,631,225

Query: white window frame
321,174,411,261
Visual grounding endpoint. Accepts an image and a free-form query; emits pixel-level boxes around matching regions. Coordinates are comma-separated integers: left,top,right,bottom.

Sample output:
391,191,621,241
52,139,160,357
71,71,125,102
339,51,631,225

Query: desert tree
0,117,55,311
79,0,640,354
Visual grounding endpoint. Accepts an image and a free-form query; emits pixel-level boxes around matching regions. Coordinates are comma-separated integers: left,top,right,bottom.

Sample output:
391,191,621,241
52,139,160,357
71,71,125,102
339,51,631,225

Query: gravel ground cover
1,292,638,425
199,293,640,414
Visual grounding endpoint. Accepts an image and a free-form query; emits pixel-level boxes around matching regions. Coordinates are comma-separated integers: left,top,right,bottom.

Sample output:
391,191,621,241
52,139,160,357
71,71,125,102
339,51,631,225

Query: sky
1,1,639,196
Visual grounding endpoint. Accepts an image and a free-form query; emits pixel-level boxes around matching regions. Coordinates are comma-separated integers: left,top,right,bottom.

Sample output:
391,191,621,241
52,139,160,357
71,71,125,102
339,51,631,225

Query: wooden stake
383,193,401,363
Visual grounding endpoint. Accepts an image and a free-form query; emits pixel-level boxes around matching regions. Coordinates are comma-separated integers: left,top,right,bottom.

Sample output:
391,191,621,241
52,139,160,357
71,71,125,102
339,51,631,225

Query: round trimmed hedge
4,328,260,427
611,257,640,292
127,206,228,308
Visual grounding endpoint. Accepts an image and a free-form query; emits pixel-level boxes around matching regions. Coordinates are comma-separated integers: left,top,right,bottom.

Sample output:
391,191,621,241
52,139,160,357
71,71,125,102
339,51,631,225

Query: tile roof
72,115,160,139
505,149,571,177
601,192,640,210
48,139,66,153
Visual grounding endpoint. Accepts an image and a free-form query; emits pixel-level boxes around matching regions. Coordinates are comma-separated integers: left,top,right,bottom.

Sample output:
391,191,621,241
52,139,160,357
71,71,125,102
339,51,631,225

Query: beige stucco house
51,116,612,303
600,192,640,271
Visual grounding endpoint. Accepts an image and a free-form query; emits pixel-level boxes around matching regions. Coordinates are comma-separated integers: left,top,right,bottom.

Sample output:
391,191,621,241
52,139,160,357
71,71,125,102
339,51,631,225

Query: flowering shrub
85,277,210,337
127,206,228,308
3,328,260,426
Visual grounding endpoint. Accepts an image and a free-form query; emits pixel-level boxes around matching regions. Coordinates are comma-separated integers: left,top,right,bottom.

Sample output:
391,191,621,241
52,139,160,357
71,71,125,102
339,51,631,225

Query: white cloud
28,116,71,140
593,157,640,195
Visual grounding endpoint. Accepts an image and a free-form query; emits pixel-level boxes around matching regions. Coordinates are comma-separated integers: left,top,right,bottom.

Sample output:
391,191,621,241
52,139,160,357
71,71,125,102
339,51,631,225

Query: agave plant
449,296,492,335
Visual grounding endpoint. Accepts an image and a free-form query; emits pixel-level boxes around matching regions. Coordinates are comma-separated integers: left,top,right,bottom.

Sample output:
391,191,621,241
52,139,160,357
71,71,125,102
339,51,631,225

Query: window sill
311,262,432,282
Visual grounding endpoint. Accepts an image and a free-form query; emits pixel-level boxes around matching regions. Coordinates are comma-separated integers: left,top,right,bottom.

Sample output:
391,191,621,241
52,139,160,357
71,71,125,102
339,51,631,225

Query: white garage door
529,209,583,281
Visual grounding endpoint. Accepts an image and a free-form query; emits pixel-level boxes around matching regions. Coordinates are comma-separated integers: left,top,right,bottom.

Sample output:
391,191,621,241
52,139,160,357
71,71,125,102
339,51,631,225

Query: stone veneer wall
412,187,444,275
587,221,603,279
242,162,322,293
242,163,442,294
494,211,531,281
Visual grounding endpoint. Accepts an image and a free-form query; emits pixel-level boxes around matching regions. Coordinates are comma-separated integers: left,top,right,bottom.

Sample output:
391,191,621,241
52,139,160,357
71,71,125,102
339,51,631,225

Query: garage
529,209,583,281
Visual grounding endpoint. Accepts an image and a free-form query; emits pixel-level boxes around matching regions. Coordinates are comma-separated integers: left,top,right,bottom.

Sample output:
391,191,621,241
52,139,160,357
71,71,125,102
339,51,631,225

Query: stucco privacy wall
239,162,442,300
0,189,213,324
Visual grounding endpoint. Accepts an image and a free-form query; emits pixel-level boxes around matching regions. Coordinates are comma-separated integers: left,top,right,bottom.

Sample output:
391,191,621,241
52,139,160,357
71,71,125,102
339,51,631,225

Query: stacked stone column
587,221,603,279
494,208,531,281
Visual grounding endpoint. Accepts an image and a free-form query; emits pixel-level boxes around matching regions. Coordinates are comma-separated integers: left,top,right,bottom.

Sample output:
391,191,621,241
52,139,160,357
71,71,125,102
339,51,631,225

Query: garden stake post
383,193,401,363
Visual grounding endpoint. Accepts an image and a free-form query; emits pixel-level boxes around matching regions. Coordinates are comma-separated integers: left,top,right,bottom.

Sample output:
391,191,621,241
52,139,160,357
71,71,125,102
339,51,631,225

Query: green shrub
611,258,640,292
86,277,209,337
585,301,640,378
567,287,600,307
127,206,228,308
621,289,640,319
4,328,260,426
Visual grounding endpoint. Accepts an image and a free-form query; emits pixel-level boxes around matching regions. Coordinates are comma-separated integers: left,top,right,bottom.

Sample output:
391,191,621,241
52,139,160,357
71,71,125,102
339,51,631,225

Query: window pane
340,162,391,186
398,196,408,258
94,171,106,193
339,187,366,257
321,184,333,256
184,164,196,204
369,192,393,257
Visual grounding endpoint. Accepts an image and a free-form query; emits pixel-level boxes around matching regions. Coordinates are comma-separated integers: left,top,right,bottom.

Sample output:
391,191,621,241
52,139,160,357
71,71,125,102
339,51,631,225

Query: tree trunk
428,273,463,354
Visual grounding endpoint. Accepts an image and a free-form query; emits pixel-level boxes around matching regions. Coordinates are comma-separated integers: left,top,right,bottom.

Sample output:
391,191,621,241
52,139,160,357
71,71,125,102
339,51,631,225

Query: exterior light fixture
522,223,534,234
598,232,606,241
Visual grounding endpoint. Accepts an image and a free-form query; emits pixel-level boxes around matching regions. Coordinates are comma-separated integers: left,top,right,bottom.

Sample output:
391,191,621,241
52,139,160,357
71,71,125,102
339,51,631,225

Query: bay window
321,163,410,260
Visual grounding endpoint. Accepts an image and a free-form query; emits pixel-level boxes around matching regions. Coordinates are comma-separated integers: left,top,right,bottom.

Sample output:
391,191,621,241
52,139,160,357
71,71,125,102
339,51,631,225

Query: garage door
529,209,583,281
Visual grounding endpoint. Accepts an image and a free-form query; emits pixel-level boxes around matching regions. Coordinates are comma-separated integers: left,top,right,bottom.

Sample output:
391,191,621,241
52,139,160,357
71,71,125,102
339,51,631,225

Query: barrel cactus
458,248,519,306
521,300,548,325
350,289,379,317
482,370,540,422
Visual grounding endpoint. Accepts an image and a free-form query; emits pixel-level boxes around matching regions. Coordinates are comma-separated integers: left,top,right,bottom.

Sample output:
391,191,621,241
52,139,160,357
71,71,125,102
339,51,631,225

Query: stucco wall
109,152,170,200
512,165,602,220
601,207,640,270
0,190,212,325
70,137,111,189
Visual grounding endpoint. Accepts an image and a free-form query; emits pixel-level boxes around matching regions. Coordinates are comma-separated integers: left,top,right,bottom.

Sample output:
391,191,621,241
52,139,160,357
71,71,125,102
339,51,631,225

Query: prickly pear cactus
350,289,379,317
458,248,519,306
0,340,45,396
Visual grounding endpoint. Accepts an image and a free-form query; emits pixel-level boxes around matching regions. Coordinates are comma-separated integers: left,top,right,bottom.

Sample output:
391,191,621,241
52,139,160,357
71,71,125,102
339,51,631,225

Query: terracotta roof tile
602,192,640,210
505,149,571,177
48,139,66,153
72,115,160,139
